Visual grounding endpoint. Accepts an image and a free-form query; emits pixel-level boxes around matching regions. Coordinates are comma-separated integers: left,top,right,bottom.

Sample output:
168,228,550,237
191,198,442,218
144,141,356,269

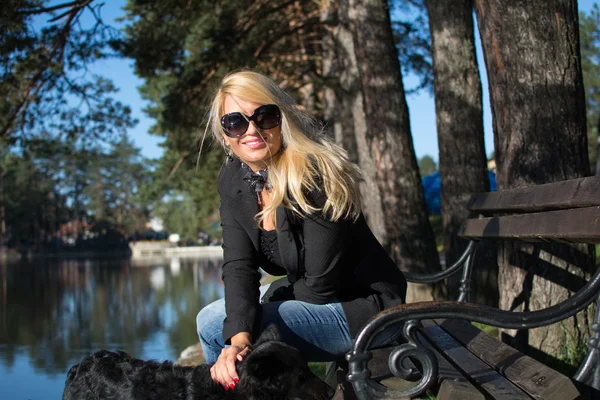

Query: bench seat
337,176,600,399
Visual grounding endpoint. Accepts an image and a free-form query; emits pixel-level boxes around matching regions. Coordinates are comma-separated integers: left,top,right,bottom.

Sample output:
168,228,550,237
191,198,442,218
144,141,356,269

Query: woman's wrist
231,344,253,352
230,332,252,351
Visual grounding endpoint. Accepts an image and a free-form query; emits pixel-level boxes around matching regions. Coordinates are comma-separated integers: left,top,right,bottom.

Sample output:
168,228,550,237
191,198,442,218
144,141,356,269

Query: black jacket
218,158,407,344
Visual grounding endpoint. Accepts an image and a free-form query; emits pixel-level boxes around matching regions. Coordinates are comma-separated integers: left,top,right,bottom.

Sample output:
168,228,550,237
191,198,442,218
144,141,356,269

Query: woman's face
222,94,283,171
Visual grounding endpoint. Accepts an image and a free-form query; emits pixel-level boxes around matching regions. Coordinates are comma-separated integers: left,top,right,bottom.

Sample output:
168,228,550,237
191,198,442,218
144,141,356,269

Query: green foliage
83,134,152,233
428,214,443,252
390,0,433,93
0,133,151,250
308,362,327,380
580,5,600,172
557,320,588,374
1,1,136,146
471,321,499,337
0,1,156,251
152,194,202,242
418,155,437,176
0,140,69,245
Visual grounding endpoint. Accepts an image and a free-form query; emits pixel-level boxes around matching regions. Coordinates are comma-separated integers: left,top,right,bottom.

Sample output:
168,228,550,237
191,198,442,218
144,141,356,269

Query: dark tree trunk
426,0,497,306
346,0,442,301
475,0,594,367
321,0,388,245
0,170,4,253
596,116,600,175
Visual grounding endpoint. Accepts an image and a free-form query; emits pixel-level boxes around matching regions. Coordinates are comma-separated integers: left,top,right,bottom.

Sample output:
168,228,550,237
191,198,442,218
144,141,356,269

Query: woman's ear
222,137,234,162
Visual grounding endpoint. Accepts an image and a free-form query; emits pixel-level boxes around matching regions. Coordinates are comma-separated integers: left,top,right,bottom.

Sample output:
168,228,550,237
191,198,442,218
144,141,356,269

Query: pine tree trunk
475,0,594,368
0,170,4,253
596,116,600,175
346,0,442,301
321,0,388,245
426,0,497,305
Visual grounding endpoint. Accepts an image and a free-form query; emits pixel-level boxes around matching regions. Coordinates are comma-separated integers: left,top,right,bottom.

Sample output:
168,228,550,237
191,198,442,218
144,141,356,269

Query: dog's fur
62,326,333,400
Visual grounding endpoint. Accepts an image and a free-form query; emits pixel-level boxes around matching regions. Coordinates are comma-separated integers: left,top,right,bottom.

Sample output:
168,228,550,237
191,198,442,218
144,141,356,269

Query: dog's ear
253,324,281,347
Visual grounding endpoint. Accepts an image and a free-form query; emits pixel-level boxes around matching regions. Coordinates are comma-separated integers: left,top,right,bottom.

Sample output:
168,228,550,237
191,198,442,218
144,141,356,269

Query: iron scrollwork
347,265,600,399
346,320,438,399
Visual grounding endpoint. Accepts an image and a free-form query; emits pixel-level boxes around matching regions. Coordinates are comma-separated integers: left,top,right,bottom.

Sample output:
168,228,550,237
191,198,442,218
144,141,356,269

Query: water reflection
0,255,224,399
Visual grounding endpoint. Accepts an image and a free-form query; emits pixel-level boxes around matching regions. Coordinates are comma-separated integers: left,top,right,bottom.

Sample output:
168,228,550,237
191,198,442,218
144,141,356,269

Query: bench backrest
459,176,600,243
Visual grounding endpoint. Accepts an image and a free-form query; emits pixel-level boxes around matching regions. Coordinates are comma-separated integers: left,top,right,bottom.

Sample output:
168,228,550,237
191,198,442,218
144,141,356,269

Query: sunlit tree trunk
345,0,442,301
475,0,594,367
426,0,496,305
321,0,388,245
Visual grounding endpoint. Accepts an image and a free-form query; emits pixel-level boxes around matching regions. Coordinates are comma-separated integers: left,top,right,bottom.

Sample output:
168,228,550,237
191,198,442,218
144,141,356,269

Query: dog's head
235,326,335,400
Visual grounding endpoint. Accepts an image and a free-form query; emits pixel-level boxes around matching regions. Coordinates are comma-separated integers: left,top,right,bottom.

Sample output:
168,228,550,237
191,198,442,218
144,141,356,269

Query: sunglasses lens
221,114,249,137
255,104,281,130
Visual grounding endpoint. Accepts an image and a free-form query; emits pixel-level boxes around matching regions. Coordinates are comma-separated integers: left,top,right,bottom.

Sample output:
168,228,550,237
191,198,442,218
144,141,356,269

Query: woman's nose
245,121,260,136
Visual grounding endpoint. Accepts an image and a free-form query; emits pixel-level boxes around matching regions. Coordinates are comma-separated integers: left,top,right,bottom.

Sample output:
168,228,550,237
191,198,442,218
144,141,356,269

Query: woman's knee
196,299,225,340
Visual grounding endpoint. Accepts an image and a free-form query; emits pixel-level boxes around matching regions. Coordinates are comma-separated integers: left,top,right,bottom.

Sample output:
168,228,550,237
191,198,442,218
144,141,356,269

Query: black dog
62,326,334,400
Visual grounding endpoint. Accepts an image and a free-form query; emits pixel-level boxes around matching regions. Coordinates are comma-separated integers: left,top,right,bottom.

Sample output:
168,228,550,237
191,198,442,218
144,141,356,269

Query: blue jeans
196,283,402,364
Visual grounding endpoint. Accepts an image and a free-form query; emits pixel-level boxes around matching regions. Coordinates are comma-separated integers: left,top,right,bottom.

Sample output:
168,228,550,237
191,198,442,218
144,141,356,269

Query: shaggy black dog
62,326,334,400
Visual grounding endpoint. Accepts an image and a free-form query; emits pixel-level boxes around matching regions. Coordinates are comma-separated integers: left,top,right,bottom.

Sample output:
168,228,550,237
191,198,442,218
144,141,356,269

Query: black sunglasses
220,104,282,138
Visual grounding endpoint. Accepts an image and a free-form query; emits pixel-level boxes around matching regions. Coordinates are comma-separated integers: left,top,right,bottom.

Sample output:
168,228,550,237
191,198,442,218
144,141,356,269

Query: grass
309,362,327,380
429,215,444,252
471,321,499,337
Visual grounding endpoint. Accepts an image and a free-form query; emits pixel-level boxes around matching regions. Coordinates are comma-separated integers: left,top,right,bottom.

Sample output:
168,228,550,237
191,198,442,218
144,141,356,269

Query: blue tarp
422,171,497,215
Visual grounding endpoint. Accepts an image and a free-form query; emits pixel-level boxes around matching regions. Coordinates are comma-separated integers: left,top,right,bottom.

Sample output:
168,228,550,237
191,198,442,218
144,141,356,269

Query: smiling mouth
244,138,266,147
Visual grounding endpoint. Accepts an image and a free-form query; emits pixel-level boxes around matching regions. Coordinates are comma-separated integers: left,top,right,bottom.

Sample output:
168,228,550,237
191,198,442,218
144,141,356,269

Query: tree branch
17,0,91,17
1,1,94,139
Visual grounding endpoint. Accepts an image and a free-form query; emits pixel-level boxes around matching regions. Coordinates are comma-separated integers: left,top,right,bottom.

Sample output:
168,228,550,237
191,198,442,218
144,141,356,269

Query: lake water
0,255,227,400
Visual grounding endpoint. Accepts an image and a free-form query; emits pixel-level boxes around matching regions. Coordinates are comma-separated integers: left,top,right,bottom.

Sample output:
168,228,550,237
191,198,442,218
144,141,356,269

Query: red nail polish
234,378,239,383
229,383,235,389
223,385,228,391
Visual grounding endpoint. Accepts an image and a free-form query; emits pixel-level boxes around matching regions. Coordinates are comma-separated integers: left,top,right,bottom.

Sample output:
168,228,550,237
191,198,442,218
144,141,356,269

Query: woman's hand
209,332,252,390
209,345,252,390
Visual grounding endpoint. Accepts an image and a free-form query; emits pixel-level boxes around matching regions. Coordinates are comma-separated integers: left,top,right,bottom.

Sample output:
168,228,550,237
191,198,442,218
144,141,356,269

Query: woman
196,71,407,390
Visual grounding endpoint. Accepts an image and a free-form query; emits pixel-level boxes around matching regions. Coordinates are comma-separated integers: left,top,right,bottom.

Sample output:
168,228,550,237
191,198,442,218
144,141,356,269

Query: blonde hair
206,71,362,225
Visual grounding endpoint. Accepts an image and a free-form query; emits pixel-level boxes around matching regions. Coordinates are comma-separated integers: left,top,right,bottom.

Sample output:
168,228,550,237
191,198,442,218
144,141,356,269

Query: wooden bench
334,175,600,399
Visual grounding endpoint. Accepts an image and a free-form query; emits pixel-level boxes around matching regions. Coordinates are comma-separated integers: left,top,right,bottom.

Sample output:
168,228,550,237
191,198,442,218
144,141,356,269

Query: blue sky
91,0,598,162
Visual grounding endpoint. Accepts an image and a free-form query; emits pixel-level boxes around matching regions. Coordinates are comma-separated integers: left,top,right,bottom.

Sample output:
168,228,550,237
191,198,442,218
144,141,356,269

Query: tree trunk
475,0,594,369
0,170,4,253
426,0,497,305
596,116,600,175
321,0,388,246
346,0,442,302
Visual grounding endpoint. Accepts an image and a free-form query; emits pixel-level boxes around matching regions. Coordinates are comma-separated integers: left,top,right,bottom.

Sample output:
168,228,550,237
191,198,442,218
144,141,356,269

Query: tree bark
426,0,497,305
596,116,600,175
475,0,594,368
346,0,442,301
321,0,388,245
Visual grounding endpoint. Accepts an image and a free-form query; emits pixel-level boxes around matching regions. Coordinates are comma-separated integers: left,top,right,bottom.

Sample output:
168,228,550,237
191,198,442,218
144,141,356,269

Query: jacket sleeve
292,190,352,304
218,186,262,345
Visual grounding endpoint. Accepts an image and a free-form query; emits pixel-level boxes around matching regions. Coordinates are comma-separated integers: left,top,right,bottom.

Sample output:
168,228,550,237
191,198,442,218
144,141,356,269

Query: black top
217,158,407,345
259,229,282,269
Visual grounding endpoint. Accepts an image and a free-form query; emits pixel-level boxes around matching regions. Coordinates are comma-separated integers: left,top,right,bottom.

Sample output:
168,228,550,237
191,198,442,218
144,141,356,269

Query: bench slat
459,206,600,242
420,323,531,399
419,322,485,399
438,319,583,400
468,176,600,214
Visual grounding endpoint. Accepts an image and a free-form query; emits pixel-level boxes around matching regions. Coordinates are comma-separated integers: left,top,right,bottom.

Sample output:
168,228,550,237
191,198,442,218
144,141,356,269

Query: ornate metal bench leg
457,247,475,303
346,320,438,399
574,293,600,390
